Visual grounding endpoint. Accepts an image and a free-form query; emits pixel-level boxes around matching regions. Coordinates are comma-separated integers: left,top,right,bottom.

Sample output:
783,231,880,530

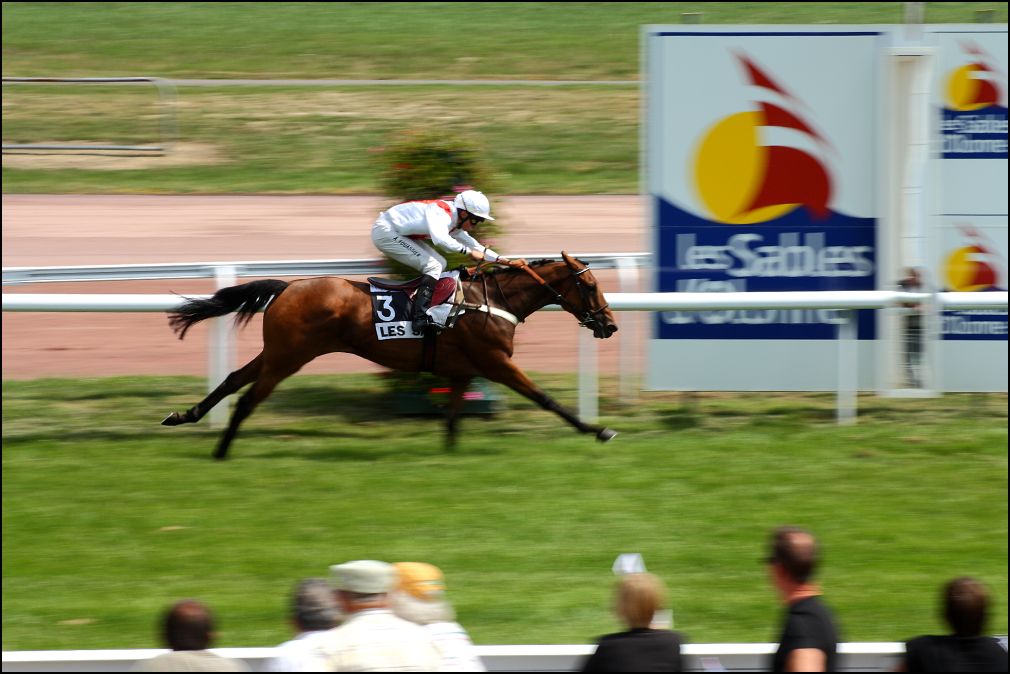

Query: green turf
1,85,640,194
3,375,1006,649
3,3,1005,80
3,2,1006,195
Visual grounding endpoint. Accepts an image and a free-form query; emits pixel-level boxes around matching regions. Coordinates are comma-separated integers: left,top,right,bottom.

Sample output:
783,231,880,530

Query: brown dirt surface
2,195,649,380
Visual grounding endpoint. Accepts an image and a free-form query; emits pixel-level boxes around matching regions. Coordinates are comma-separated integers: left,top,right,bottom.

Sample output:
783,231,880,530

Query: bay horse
162,252,619,459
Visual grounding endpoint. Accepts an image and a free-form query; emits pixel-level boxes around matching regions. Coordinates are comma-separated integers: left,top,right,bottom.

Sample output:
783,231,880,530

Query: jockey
371,189,516,331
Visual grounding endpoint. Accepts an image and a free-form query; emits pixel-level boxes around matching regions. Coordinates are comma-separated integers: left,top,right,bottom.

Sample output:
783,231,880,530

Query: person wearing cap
371,189,522,331
265,578,341,672
318,560,442,672
390,562,486,672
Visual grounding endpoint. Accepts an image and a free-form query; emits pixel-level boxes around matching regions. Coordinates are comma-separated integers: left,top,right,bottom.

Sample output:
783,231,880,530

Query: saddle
367,275,458,307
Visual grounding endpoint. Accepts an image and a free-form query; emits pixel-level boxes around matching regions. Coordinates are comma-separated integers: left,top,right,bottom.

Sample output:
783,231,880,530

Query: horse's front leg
481,358,616,442
444,376,473,451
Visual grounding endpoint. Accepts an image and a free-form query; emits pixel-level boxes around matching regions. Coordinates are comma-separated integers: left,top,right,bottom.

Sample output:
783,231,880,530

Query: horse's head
537,252,618,339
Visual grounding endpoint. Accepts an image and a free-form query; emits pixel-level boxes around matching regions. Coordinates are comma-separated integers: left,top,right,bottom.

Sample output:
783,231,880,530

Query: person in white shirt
391,562,486,672
318,559,442,672
265,578,341,672
371,190,517,331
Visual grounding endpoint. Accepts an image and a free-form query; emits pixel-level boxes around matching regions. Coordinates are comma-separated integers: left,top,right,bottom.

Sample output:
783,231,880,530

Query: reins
465,258,609,330
512,260,610,329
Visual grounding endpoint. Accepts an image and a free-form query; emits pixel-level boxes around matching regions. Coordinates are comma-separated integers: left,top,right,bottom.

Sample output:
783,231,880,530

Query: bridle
516,260,611,331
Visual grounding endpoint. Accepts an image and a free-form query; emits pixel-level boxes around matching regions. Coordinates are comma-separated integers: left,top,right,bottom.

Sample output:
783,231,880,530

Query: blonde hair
390,589,455,625
615,573,666,629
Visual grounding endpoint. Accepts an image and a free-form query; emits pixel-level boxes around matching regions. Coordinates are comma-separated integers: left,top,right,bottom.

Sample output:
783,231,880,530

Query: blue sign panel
655,197,877,340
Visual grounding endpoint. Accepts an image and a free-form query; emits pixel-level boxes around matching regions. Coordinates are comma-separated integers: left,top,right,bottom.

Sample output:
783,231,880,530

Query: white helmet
453,190,495,221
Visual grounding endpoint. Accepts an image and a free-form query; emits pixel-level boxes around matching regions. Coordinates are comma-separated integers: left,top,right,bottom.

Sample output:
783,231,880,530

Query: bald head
769,526,819,584
162,599,215,651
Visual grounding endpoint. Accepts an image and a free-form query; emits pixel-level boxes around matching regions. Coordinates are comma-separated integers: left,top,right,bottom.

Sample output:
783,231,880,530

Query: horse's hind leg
482,359,616,442
213,364,297,460
162,355,263,426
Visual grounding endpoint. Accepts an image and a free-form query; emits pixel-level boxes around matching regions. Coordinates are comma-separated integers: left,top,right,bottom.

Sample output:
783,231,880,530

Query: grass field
2,375,1006,650
3,2,1007,195
3,0,1008,655
5,3,1004,80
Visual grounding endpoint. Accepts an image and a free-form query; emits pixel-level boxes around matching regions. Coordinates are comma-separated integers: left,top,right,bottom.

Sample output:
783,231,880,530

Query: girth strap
458,303,520,325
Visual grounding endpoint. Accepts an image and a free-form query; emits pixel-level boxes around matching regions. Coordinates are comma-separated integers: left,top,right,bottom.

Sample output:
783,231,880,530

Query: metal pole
578,327,598,423
616,257,638,403
837,311,858,424
208,266,236,428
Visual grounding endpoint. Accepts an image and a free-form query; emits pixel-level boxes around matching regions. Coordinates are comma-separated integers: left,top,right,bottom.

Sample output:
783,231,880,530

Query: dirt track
2,195,648,380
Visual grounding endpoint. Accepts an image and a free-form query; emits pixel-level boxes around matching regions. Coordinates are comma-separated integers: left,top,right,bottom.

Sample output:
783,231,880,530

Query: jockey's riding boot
411,275,437,332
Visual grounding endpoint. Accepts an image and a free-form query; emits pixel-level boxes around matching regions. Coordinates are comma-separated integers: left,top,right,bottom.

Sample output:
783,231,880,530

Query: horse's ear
561,250,575,266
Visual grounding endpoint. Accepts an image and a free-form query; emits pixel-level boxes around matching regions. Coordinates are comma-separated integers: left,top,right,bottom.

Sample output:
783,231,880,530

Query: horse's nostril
607,325,618,335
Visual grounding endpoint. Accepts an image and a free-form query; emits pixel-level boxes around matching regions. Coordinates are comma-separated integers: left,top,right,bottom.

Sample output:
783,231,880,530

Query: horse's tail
168,279,290,340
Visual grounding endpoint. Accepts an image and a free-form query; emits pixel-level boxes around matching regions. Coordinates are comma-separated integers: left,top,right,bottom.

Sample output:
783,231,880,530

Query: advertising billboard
930,26,1008,391
645,27,885,390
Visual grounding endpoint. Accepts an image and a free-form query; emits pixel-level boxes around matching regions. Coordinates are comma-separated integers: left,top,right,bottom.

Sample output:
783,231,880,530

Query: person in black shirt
582,572,684,672
900,576,1008,672
766,526,840,672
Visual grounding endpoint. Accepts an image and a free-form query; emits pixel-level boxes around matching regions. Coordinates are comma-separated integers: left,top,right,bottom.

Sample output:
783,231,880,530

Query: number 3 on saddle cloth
367,271,463,340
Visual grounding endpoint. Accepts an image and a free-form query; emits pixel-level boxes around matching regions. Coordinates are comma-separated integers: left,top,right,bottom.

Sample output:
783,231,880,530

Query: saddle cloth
367,271,460,340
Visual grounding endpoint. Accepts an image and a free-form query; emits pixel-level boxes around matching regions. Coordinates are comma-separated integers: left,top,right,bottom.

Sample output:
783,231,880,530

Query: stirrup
412,312,436,332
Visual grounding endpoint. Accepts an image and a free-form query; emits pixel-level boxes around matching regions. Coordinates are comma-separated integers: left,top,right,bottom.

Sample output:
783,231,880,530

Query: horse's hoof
596,428,618,442
161,412,183,426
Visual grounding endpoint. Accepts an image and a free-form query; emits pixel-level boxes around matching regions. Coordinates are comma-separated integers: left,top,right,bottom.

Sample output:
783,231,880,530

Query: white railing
4,290,1006,313
1,642,907,672
1,253,650,285
2,77,178,154
4,290,1006,426
2,254,648,426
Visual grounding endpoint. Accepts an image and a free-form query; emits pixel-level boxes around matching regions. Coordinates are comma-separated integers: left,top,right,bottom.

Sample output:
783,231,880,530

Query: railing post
578,326,598,423
616,257,639,403
208,266,237,428
837,310,858,424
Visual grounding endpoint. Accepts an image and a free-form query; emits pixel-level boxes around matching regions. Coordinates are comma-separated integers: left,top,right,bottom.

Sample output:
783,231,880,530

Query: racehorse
162,252,619,459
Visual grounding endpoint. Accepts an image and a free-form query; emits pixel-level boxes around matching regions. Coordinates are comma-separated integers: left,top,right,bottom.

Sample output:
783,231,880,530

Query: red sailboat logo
946,42,1003,111
693,54,833,224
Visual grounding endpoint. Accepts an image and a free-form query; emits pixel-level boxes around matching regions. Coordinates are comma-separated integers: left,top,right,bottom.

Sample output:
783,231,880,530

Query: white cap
330,560,395,594
453,190,495,221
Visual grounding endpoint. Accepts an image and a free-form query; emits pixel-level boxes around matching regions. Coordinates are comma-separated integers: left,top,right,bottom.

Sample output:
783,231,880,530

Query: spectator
318,559,441,672
132,599,249,672
390,561,486,672
766,526,840,672
265,578,342,672
897,267,925,388
581,572,684,672
900,576,1008,672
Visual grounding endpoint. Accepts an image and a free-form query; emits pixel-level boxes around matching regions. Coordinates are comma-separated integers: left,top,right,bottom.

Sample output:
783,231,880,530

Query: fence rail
3,290,1006,313
2,77,178,154
4,289,1006,426
2,253,650,285
1,642,907,672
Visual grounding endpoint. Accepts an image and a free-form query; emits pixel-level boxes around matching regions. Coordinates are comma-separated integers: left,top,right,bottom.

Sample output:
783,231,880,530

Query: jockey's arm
424,204,472,255
452,229,501,262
